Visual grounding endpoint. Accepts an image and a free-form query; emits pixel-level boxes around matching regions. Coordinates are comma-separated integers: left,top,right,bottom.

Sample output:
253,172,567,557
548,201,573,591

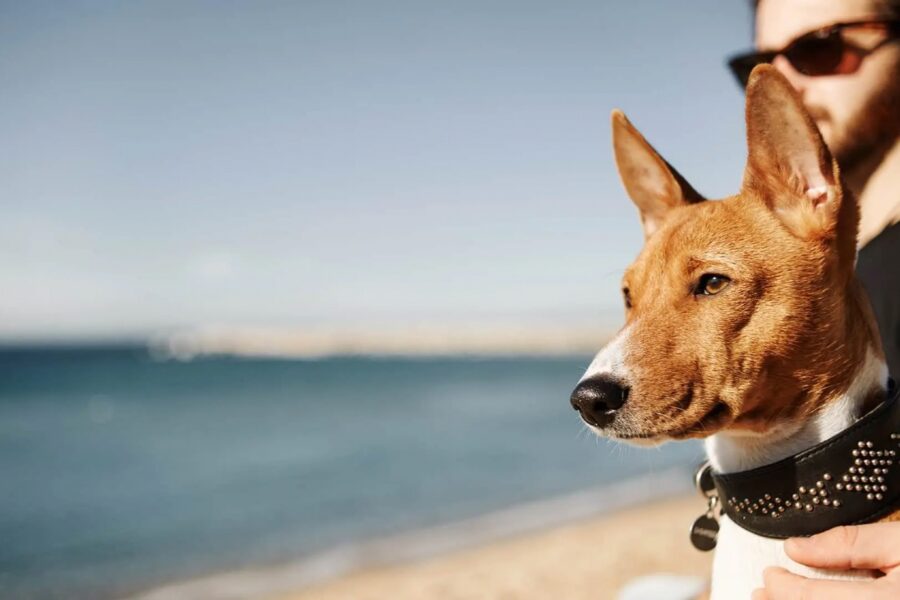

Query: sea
0,347,704,599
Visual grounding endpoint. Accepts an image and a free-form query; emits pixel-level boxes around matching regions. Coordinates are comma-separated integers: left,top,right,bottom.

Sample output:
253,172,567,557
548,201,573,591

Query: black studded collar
694,380,900,544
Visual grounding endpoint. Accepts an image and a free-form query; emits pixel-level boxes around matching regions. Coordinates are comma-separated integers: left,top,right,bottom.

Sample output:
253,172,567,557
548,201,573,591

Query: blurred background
2,1,751,598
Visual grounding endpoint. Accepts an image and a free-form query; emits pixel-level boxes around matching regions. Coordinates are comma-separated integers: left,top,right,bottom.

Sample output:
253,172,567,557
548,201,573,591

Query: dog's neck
705,347,889,474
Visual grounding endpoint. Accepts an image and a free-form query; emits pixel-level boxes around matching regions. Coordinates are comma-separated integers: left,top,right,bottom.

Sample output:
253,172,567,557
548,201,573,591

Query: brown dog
571,64,896,598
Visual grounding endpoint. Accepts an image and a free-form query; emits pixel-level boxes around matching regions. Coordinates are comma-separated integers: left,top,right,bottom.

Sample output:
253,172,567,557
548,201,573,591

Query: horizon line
0,323,616,360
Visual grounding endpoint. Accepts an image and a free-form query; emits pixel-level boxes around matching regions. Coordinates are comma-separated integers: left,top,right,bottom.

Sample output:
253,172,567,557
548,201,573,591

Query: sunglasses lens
785,32,845,75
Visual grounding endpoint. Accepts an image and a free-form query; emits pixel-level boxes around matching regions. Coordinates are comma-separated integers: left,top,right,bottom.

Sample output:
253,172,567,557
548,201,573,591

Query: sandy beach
278,494,713,600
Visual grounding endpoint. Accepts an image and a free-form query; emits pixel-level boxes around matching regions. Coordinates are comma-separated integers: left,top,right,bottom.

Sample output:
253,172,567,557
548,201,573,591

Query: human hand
751,521,900,599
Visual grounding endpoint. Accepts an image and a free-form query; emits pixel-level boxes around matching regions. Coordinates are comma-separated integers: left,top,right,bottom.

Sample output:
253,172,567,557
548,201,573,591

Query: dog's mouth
613,401,732,442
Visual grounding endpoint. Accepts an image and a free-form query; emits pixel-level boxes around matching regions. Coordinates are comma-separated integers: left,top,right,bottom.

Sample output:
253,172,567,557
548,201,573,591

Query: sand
277,494,713,600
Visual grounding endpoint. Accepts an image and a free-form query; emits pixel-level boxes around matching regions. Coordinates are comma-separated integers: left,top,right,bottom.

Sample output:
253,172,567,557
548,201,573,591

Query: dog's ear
612,110,704,239
743,65,855,265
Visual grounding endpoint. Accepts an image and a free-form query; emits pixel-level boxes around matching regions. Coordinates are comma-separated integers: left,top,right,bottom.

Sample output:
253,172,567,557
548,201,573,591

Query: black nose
570,377,630,428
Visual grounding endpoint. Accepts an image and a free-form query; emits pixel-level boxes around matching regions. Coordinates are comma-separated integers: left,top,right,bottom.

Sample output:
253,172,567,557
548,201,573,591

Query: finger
785,522,900,571
763,566,877,600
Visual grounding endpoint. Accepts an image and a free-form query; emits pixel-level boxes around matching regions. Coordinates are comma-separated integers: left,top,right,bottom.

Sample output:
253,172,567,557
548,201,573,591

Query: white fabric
617,574,707,600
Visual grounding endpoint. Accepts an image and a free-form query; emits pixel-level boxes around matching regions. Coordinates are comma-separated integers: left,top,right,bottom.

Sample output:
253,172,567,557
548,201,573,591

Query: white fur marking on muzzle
579,326,632,384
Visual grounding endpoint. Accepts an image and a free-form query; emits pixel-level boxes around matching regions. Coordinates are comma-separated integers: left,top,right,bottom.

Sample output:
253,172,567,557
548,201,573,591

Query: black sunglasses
728,18,900,87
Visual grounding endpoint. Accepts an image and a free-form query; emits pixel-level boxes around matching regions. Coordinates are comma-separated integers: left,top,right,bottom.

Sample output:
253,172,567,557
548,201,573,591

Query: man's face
756,0,900,169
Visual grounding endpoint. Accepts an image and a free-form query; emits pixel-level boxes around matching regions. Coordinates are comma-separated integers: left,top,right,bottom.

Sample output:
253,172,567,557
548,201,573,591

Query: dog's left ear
612,110,704,239
743,65,856,266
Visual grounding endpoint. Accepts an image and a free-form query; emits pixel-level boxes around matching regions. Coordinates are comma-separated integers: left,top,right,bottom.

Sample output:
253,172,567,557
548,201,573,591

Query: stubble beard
819,67,900,175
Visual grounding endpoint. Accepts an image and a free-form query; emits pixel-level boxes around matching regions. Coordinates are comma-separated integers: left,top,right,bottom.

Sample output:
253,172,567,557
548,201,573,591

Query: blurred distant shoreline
152,325,617,360
0,325,616,360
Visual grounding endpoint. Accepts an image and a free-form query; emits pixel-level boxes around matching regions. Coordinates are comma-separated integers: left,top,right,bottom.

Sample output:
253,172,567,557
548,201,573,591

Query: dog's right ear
612,110,704,239
742,65,854,271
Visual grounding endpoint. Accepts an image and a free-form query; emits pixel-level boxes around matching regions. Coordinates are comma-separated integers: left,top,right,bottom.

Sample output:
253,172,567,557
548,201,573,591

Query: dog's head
571,65,878,444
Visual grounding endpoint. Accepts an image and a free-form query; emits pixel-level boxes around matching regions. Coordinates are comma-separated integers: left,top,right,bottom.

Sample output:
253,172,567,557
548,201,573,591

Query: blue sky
1,1,754,342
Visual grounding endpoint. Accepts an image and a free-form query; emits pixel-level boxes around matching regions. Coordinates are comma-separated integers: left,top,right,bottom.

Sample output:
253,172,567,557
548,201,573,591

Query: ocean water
0,347,703,599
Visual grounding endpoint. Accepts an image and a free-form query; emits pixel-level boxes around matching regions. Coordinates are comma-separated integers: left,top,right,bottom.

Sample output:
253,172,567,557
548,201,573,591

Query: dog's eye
622,287,632,309
695,274,730,296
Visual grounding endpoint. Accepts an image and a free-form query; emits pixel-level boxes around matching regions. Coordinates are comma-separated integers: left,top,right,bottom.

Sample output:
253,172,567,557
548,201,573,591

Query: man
732,0,900,376
732,1,900,598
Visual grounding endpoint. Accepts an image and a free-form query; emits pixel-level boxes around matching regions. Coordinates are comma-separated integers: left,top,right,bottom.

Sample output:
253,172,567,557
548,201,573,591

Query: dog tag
690,514,719,551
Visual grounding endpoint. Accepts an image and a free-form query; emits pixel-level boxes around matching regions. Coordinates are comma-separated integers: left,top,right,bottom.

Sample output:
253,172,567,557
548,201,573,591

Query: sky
1,1,754,343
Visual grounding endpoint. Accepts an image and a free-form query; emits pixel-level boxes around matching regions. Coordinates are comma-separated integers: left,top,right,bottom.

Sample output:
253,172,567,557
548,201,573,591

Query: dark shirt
857,221,900,377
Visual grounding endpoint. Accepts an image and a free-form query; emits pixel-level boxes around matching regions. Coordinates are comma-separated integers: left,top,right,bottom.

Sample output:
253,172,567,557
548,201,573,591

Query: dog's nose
570,377,630,428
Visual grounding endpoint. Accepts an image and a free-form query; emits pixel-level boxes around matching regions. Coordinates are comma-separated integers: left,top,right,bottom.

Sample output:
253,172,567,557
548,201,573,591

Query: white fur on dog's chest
710,516,786,600
710,515,873,599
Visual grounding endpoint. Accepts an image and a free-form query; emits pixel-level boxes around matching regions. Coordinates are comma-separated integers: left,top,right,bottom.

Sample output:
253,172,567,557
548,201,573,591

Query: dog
570,64,899,599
